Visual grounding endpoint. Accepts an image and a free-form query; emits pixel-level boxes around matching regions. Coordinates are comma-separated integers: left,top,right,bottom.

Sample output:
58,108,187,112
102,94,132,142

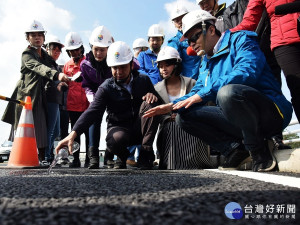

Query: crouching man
143,10,293,172
56,41,160,169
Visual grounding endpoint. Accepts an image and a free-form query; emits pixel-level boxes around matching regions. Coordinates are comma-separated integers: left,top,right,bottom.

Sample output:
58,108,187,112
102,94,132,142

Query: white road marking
207,169,300,189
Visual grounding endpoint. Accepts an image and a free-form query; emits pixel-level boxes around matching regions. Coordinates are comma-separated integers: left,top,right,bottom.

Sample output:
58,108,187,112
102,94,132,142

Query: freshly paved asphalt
0,167,299,225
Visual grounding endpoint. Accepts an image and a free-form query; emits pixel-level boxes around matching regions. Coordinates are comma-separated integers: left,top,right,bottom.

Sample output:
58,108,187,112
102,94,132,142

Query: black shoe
104,149,114,168
218,147,251,170
69,159,81,168
87,147,99,169
137,160,153,170
88,163,99,169
271,136,292,150
105,160,114,168
137,150,155,170
251,142,276,172
88,158,99,169
113,157,127,169
88,156,99,169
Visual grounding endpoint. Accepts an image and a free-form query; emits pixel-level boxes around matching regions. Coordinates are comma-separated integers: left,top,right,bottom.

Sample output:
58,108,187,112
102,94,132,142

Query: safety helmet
64,32,83,50
196,0,218,4
170,5,189,20
147,24,165,38
181,9,216,39
107,41,133,67
25,20,46,33
132,38,149,49
157,46,182,63
45,36,64,48
89,26,113,48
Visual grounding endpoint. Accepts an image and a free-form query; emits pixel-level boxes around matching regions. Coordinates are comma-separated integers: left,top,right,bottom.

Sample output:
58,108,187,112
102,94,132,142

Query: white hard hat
45,36,64,48
196,0,205,4
25,20,46,33
89,26,113,48
157,46,182,63
132,38,149,49
107,41,133,67
196,0,218,4
147,24,165,38
181,10,216,39
64,32,83,50
171,5,189,20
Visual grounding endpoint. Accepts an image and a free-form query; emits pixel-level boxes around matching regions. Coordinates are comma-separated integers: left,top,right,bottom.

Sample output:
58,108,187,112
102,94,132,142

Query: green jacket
2,46,59,129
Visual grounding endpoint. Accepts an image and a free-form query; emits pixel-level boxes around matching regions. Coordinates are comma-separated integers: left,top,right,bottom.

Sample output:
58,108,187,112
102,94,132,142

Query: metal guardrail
283,120,300,144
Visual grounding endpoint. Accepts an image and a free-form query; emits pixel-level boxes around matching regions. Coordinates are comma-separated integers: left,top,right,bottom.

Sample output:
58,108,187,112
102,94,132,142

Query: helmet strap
197,21,207,56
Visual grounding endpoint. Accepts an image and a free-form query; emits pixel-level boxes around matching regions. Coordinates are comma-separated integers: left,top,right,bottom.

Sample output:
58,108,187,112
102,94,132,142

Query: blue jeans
46,102,60,160
89,119,101,150
176,84,283,154
127,145,141,161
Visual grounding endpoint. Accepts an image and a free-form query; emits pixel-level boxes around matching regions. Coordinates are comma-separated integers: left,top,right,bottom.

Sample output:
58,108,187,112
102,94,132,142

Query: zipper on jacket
205,71,210,87
117,82,135,122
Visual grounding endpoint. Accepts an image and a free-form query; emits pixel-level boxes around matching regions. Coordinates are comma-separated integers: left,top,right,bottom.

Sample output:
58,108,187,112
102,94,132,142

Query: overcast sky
0,0,294,146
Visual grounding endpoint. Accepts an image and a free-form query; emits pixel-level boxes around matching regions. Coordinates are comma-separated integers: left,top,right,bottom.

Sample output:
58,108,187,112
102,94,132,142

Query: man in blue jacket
138,24,164,85
143,10,293,172
168,5,201,80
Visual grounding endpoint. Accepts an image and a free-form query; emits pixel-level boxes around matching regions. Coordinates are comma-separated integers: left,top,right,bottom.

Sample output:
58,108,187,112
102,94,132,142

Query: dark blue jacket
73,72,158,135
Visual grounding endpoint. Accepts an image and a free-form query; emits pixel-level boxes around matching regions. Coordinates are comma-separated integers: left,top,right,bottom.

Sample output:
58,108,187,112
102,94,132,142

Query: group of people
2,0,299,172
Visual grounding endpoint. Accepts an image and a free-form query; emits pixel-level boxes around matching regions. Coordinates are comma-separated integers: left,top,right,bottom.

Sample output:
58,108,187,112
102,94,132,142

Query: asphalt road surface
0,167,299,225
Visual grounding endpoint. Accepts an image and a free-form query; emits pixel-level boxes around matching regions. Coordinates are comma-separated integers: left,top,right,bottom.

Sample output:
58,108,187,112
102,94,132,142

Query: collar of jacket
209,30,258,59
215,3,226,17
176,30,183,38
27,46,57,69
26,46,49,60
145,48,157,56
110,72,139,90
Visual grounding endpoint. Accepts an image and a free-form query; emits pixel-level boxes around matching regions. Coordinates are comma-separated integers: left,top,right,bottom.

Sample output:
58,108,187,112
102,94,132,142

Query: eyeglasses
187,31,202,45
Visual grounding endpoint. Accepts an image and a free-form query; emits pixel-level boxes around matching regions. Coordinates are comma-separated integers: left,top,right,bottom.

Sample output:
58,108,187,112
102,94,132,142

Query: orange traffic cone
7,96,40,168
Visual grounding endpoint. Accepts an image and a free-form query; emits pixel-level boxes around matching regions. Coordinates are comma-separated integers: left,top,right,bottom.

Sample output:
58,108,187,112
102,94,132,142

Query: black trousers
69,111,89,161
274,43,300,122
105,101,160,161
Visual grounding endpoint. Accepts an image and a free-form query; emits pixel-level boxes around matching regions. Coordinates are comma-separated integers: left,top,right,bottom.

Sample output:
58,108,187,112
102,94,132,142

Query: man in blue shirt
143,10,293,172
138,24,164,85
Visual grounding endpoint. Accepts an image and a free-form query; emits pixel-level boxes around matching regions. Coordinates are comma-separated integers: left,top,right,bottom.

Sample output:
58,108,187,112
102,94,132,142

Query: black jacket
73,71,159,135
223,0,249,30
